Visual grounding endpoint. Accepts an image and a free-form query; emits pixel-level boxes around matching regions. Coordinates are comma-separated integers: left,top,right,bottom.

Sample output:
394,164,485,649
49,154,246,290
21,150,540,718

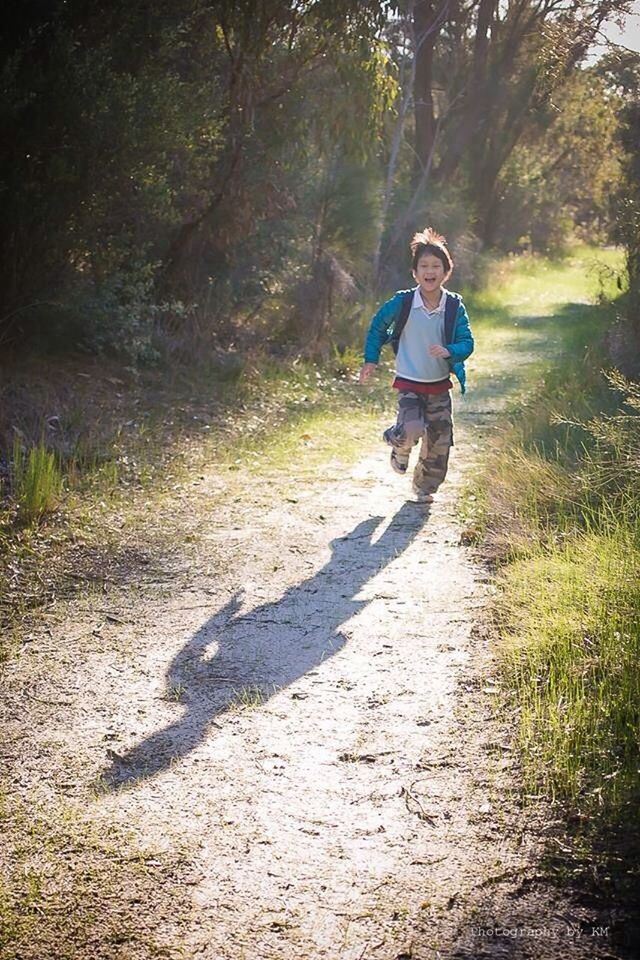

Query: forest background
1,0,639,370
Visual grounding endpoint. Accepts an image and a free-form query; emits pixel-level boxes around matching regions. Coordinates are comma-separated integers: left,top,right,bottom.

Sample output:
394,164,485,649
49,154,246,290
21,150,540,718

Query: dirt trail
2,357,620,958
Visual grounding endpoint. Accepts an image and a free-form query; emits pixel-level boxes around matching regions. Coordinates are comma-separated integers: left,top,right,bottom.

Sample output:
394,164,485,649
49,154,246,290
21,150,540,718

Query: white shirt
411,286,446,314
395,286,450,382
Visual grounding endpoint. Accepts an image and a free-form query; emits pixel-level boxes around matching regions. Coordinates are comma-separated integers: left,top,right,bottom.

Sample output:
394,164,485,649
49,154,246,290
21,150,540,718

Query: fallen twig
401,784,437,825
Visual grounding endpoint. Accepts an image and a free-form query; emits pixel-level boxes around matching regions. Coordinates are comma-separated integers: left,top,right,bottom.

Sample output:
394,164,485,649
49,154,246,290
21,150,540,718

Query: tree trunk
436,0,498,183
374,9,416,286
412,0,444,185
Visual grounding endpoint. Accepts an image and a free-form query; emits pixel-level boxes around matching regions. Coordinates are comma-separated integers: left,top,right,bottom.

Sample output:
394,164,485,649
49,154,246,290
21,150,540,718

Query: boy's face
413,253,447,297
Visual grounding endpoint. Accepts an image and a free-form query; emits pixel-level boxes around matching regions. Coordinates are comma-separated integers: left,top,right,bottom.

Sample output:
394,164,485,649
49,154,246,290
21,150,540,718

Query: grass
165,681,187,703
0,345,394,652
221,352,389,477
0,791,192,960
229,683,274,711
463,246,640,936
496,529,640,811
232,684,264,709
9,439,61,525
470,244,623,315
467,245,639,823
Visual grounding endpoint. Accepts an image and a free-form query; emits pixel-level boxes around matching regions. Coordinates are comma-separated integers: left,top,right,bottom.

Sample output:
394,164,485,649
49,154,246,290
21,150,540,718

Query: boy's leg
412,392,453,494
383,392,426,469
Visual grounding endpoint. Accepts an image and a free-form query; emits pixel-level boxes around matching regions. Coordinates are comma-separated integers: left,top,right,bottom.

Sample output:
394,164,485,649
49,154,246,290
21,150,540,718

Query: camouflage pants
385,390,453,494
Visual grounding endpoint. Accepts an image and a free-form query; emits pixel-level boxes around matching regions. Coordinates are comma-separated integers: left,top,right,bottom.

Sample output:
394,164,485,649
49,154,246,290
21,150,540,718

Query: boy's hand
358,362,377,383
428,344,451,358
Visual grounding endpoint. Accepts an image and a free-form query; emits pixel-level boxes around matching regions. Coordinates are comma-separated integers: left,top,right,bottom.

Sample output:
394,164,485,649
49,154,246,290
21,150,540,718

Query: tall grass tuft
10,439,61,525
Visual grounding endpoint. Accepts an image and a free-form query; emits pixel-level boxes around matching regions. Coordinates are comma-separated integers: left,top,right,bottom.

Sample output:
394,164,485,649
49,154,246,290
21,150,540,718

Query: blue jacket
363,288,474,394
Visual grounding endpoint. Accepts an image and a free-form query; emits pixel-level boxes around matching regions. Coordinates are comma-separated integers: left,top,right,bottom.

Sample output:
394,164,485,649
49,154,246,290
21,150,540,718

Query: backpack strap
444,292,460,343
389,290,414,355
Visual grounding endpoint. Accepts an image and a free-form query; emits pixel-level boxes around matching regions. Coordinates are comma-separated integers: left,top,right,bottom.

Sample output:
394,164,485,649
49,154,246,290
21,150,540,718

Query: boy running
359,228,474,504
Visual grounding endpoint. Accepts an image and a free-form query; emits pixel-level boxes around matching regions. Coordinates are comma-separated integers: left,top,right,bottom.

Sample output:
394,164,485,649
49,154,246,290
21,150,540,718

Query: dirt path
1,347,621,958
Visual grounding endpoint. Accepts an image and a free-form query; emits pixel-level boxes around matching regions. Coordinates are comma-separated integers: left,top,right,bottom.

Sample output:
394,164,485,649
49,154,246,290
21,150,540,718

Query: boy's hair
410,227,454,275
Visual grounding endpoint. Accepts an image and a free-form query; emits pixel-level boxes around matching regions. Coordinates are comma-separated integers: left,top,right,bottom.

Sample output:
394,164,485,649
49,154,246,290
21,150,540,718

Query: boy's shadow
102,502,428,789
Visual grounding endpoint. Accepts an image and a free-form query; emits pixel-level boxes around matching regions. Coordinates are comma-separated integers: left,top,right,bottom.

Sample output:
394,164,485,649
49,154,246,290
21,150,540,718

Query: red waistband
392,377,452,394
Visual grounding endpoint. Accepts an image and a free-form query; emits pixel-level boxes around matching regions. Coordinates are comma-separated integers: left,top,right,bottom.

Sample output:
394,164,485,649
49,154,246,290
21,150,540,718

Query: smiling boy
359,227,474,504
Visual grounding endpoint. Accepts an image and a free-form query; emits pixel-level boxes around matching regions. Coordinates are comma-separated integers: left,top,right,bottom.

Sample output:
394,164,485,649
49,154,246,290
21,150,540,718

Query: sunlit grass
468,244,639,818
472,245,625,316
0,793,192,958
229,683,270,711
497,529,640,813
205,351,393,477
9,439,62,526
232,403,386,477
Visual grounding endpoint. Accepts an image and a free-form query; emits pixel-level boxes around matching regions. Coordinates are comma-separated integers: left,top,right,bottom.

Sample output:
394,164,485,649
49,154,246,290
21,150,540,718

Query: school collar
412,286,447,313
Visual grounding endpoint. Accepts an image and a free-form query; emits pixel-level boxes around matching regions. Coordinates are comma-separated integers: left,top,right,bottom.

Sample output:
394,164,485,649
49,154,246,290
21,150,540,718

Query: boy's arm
363,294,402,364
445,300,474,363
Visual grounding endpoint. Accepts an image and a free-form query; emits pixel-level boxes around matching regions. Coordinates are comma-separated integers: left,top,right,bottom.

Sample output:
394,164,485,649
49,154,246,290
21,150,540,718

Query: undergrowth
0,791,192,960
469,248,639,825
0,342,392,652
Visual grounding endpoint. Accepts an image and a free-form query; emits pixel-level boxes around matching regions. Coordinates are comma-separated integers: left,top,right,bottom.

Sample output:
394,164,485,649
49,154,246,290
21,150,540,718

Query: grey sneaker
390,450,409,474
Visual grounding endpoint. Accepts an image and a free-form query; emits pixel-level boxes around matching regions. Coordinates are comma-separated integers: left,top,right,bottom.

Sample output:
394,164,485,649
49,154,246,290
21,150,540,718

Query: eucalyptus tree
377,0,633,275
0,0,394,353
158,0,393,302
437,0,634,245
0,0,226,352
600,49,640,334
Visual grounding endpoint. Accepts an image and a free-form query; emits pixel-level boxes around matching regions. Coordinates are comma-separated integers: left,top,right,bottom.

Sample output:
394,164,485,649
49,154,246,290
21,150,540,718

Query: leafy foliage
0,0,634,357
494,69,623,253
